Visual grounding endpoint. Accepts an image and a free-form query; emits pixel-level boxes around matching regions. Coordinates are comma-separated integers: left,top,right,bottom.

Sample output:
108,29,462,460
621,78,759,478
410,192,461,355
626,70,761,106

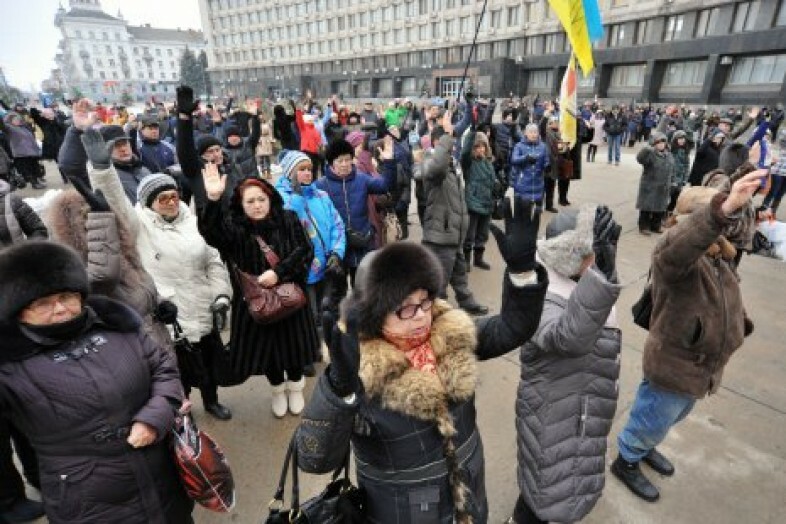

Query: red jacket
295,109,322,154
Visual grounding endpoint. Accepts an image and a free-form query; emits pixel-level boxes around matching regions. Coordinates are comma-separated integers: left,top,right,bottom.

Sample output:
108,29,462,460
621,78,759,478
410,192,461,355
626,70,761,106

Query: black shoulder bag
631,269,653,330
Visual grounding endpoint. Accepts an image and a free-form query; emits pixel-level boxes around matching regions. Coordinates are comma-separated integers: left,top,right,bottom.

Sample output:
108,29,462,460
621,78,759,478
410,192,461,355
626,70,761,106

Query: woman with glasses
78,129,234,421
295,197,548,524
0,240,193,524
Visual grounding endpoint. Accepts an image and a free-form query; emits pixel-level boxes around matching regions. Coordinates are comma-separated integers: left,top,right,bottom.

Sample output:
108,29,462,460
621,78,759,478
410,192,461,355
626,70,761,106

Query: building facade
53,0,204,103
197,0,786,105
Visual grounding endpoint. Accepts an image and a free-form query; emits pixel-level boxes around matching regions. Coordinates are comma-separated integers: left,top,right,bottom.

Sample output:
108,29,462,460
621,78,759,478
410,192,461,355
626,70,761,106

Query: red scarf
382,327,437,374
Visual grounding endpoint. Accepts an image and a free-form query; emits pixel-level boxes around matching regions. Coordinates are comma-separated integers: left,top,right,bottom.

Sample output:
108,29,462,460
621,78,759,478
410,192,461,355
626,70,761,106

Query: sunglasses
395,298,434,320
156,192,179,205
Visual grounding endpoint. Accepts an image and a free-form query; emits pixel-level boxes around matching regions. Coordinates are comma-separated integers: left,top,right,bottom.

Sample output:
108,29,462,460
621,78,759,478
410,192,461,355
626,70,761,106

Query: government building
53,0,205,103
197,0,786,105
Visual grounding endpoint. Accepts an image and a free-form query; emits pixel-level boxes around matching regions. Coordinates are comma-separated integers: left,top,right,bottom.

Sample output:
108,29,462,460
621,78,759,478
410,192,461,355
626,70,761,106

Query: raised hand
72,98,97,130
442,110,454,136
722,169,769,216
379,135,395,160
489,196,541,273
70,175,111,213
80,128,112,170
593,205,621,283
324,308,361,398
202,162,226,201
176,86,200,116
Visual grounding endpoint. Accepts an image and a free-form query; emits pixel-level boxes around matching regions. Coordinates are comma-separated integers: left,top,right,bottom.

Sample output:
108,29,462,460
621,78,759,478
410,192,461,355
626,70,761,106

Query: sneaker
271,383,288,418
0,497,45,523
643,448,675,476
611,455,660,502
286,378,306,415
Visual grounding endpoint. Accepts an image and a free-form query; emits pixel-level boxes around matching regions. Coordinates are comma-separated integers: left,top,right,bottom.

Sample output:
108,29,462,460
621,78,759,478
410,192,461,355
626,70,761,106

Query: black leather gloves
176,86,200,116
323,308,360,398
69,174,111,213
80,129,112,170
593,205,622,283
490,196,541,273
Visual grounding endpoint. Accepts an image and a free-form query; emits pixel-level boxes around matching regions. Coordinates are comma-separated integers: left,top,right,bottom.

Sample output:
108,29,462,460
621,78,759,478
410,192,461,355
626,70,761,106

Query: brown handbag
233,237,307,324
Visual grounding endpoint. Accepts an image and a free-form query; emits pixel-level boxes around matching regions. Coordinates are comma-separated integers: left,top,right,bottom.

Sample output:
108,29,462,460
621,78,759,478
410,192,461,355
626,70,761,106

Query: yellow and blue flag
547,0,604,75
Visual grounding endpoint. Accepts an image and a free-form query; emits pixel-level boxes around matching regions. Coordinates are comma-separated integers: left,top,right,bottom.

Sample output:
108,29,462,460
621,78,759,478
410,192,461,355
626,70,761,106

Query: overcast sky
0,0,203,91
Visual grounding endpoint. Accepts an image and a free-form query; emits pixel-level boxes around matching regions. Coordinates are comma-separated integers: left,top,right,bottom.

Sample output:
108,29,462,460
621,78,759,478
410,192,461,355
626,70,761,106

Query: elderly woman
0,241,192,524
78,128,234,421
296,197,548,523
198,162,319,418
636,132,675,235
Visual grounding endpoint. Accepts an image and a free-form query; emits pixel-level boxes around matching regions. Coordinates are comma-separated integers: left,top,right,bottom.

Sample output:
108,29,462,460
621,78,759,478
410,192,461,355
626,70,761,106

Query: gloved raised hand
80,128,112,170
323,308,360,398
153,300,179,325
176,86,200,116
210,295,231,332
489,196,541,273
69,175,111,213
593,205,622,283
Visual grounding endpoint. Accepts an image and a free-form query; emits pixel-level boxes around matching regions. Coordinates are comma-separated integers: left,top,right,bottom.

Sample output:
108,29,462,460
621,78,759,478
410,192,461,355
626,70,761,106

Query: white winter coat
89,166,232,342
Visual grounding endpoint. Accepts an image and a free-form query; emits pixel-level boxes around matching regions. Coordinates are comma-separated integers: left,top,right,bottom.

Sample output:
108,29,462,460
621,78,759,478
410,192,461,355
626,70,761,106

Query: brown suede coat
644,192,749,398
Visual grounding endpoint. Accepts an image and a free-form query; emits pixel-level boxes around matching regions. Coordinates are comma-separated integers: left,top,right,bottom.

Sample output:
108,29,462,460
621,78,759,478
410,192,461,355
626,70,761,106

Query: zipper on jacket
578,395,589,438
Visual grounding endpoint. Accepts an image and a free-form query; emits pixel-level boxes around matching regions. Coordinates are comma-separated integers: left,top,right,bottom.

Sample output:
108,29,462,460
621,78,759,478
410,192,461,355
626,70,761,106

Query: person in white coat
81,128,235,421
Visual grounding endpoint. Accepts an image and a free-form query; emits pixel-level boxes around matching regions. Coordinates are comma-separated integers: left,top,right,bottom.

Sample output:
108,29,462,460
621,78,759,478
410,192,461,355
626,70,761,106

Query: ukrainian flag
547,0,605,75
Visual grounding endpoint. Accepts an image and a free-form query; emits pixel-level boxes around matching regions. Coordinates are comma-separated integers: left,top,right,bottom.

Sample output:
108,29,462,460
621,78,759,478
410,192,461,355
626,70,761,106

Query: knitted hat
325,139,355,165
137,173,178,208
0,241,88,323
472,131,492,159
537,205,596,278
224,125,242,138
345,131,366,149
197,135,223,156
347,242,444,338
279,150,311,181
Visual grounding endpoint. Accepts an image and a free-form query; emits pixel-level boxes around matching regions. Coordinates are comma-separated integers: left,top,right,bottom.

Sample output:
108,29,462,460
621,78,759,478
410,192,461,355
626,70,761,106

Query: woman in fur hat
199,161,319,418
0,241,193,524
512,205,623,524
295,196,548,524
636,132,675,235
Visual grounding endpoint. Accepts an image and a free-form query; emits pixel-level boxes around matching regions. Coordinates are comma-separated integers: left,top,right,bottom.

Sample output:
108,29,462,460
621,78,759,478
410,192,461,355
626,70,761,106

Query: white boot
271,383,288,418
286,378,305,415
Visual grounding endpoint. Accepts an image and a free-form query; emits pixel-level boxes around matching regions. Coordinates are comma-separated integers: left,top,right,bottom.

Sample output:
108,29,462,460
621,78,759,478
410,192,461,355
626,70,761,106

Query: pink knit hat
345,131,366,148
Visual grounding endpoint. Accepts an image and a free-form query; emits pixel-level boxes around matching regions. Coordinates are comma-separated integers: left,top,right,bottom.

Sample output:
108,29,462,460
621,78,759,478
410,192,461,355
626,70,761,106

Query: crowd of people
0,85,775,524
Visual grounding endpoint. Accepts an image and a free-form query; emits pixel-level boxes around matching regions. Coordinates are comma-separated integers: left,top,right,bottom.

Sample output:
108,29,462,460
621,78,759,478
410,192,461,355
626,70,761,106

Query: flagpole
457,0,489,100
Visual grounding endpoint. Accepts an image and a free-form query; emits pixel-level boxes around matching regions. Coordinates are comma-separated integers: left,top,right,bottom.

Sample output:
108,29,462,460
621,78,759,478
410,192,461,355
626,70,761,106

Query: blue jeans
617,379,696,463
607,134,622,163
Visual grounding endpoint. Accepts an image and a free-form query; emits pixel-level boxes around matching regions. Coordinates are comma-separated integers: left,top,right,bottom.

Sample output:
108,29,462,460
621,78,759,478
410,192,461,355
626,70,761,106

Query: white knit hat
136,173,178,207
537,204,596,278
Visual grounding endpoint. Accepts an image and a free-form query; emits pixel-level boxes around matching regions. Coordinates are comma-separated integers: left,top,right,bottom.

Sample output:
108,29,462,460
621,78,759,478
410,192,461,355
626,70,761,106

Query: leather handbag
172,414,235,513
234,236,307,325
265,437,365,524
631,269,653,330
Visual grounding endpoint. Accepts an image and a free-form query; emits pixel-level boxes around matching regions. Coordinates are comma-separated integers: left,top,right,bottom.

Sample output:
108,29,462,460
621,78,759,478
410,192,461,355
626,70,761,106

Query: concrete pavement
17,146,786,523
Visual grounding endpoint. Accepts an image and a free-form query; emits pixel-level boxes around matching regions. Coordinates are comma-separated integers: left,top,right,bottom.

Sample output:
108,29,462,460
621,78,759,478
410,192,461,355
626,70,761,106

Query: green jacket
461,130,496,215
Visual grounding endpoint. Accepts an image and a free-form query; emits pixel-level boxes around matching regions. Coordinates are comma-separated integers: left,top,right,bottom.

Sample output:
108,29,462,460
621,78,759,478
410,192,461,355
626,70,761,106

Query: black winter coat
689,138,722,186
296,269,548,524
30,109,67,161
197,180,318,382
0,297,192,524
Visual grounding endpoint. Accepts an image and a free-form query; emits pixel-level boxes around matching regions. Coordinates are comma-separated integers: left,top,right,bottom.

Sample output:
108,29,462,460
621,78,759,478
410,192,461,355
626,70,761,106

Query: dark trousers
0,419,39,507
423,242,474,304
464,211,491,251
182,331,223,406
13,157,41,183
638,210,665,232
544,177,570,207
307,280,327,360
667,185,683,213
586,144,597,162
513,495,548,524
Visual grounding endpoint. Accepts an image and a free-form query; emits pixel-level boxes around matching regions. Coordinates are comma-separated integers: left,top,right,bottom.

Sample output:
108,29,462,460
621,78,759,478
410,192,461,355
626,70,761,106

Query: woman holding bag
198,162,319,418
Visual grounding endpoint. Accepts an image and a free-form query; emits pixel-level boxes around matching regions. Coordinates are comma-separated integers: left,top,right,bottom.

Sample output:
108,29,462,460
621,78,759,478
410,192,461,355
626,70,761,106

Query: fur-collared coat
46,191,173,352
297,269,548,524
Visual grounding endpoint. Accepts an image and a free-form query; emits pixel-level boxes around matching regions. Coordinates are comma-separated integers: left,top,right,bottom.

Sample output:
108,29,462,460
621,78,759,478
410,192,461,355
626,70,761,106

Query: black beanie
0,241,88,323
224,125,242,139
325,139,355,165
197,135,223,156
347,242,444,338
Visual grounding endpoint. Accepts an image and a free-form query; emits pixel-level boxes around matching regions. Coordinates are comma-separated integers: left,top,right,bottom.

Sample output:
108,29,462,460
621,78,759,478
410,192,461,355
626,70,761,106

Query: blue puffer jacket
275,177,346,284
138,140,176,173
315,160,396,267
510,139,550,202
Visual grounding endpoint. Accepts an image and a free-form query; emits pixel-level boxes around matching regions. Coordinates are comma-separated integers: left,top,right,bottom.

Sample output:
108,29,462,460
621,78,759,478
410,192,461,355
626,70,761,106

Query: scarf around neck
382,327,437,374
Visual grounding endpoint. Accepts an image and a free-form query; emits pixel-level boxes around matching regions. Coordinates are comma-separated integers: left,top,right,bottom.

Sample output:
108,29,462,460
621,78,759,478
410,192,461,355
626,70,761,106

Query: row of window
86,70,179,81
68,33,198,59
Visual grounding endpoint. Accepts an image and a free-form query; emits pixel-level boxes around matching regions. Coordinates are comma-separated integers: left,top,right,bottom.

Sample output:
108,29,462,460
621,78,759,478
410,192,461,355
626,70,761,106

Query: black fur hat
0,241,88,323
719,142,750,176
325,139,355,165
347,242,444,338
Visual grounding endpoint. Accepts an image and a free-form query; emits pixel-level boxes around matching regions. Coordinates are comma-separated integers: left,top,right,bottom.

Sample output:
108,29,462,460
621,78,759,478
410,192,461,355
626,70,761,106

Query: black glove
323,307,360,397
80,128,112,170
524,154,538,166
489,196,540,273
176,86,200,116
154,300,179,325
593,206,621,283
210,295,230,332
69,175,111,213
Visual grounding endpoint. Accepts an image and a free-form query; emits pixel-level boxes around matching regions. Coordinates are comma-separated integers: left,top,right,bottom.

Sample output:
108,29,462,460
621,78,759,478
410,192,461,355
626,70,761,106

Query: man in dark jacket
492,108,522,180
603,106,626,166
417,111,488,316
612,173,762,503
134,118,177,174
222,117,261,180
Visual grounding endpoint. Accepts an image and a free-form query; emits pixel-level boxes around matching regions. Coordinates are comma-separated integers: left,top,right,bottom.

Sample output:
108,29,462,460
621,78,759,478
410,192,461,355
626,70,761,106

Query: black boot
0,497,45,523
643,448,675,476
611,455,660,502
459,297,488,316
473,249,491,270
463,248,473,273
204,402,232,421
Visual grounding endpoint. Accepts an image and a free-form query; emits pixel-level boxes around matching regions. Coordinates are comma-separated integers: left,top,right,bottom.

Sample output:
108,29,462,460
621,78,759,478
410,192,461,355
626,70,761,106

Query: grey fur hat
347,242,444,338
0,241,88,323
537,205,596,278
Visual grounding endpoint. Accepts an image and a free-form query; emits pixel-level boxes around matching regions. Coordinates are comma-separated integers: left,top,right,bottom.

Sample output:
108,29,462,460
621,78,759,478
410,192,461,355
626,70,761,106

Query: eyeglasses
394,298,434,320
156,191,179,205
25,291,82,315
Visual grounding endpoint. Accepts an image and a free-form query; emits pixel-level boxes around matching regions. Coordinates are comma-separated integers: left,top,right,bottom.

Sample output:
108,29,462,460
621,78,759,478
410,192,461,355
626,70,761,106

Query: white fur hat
537,204,596,278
